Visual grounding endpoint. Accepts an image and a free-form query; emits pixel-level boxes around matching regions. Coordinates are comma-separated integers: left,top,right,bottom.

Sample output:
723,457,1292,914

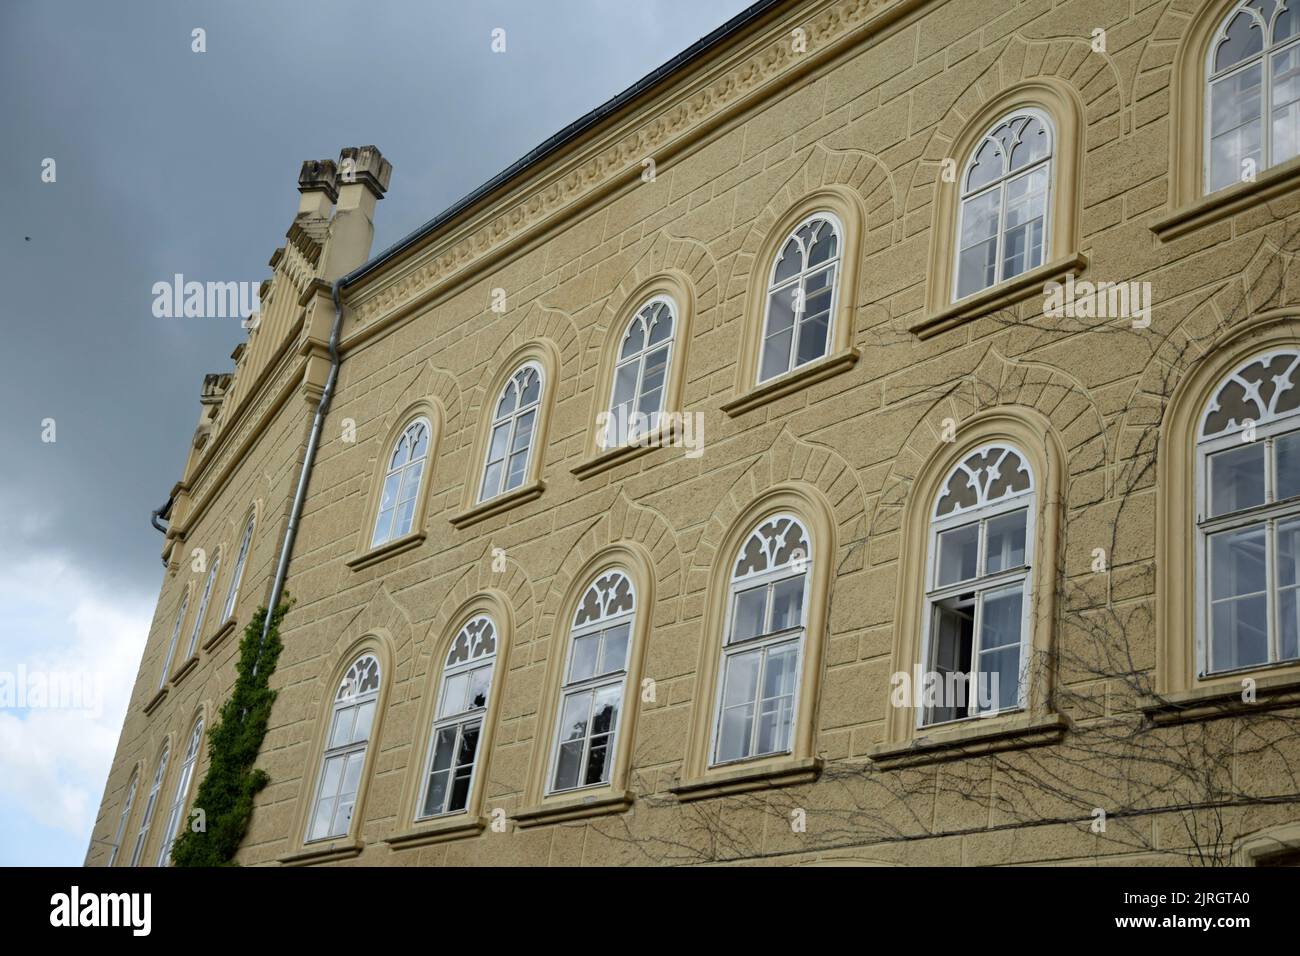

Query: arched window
220,511,255,622
158,591,190,689
156,717,203,866
1197,350,1300,673
371,418,431,547
921,444,1035,725
106,771,138,866
479,364,542,502
307,655,381,842
418,616,498,818
604,297,676,447
954,111,1054,300
185,552,220,660
712,516,811,764
759,215,841,383
1206,0,1300,193
548,571,635,793
129,744,168,867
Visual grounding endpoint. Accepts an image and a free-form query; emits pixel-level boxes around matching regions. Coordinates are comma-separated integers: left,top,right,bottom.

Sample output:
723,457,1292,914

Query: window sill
169,654,200,688
143,685,168,716
277,839,364,866
386,814,486,848
910,254,1088,340
1152,158,1300,242
720,349,860,418
512,788,634,828
201,617,239,652
1142,670,1300,726
449,480,545,530
344,530,427,571
870,713,1069,769
670,756,823,802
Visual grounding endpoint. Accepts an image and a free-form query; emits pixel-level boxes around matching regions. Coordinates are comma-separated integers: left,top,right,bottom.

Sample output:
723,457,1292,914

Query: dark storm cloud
0,0,753,596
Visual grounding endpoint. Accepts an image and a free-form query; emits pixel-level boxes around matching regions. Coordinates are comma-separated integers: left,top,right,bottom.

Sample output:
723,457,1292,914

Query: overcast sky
0,0,754,866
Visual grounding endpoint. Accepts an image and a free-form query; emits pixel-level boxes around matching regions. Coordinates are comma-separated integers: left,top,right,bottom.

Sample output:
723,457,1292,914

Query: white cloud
0,554,153,844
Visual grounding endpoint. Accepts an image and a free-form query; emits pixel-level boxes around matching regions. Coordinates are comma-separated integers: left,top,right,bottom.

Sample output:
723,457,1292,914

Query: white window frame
156,718,203,866
1204,0,1300,194
1195,350,1300,675
106,772,138,867
158,591,190,689
129,745,168,867
417,615,497,819
479,362,544,503
603,296,676,448
370,417,432,548
952,109,1055,302
757,213,842,385
185,553,220,660
545,572,636,795
709,515,811,767
220,511,255,623
305,654,381,844
918,445,1035,728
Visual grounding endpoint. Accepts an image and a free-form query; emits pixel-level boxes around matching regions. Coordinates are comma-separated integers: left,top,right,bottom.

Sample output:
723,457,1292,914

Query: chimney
319,145,392,281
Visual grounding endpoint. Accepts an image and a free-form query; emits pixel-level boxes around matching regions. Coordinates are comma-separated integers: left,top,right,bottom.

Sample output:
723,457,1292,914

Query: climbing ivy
171,599,290,867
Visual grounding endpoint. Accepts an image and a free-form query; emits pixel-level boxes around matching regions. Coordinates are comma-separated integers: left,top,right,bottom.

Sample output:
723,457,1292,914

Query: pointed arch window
954,111,1054,300
106,771,138,866
129,744,168,867
307,655,381,842
604,297,676,447
712,516,811,764
1197,350,1300,674
220,511,255,622
371,418,431,547
1206,0,1300,193
156,717,203,866
158,591,190,688
548,571,636,793
480,364,542,502
759,215,842,383
185,553,220,660
922,444,1035,725
419,616,498,818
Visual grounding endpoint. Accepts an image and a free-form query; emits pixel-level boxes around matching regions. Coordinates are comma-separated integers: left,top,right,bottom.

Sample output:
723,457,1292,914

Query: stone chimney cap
298,159,339,202
337,145,392,199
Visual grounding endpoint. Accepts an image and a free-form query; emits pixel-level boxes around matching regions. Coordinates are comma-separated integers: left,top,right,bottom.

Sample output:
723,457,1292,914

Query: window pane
599,624,630,675
956,188,1000,298
760,292,795,382
557,693,591,744
519,373,540,407
511,410,535,454
1278,518,1300,662
1209,65,1263,191
569,635,598,683
1276,431,1300,501
1273,45,1300,166
553,740,584,791
795,295,831,366
589,684,621,739
770,575,805,632
486,422,510,463
977,644,1021,712
979,586,1023,651
984,510,1027,574
1001,167,1048,279
1214,11,1264,72
1209,523,1269,672
639,348,669,405
584,738,610,787
721,650,761,709
977,587,1023,712
717,705,754,763
351,701,375,745
479,461,503,501
1209,441,1266,516
504,449,529,491
730,586,767,643
928,599,974,724
1210,523,1268,600
327,709,353,750
937,522,980,586
468,664,492,710
439,673,468,718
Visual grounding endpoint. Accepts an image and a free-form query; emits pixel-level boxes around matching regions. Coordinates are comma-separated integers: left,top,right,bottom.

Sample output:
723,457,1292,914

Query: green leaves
170,600,290,867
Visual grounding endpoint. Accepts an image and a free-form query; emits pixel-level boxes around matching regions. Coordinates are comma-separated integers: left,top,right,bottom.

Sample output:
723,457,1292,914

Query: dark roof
341,0,786,289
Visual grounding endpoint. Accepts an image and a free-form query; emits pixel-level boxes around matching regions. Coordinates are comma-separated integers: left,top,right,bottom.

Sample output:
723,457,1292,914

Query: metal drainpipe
150,496,174,566
250,277,348,676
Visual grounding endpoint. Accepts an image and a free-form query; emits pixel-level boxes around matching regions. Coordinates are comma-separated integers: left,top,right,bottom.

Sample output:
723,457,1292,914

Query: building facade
89,0,1300,866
